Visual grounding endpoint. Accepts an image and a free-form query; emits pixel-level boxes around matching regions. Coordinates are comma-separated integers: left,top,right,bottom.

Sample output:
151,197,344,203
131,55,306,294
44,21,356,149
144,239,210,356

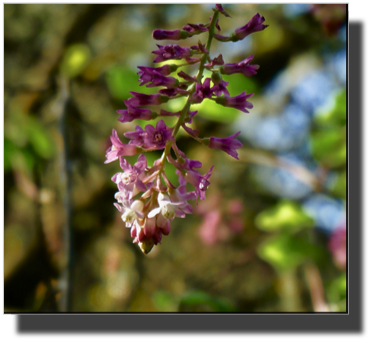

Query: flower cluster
105,4,268,254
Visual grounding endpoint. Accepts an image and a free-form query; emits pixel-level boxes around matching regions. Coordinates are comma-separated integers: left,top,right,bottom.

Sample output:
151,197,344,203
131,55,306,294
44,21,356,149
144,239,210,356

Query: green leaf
315,90,346,127
195,99,240,123
310,128,346,168
152,291,178,312
25,119,56,159
106,66,157,100
179,291,236,312
327,273,347,306
329,170,346,198
258,233,326,271
60,44,92,78
4,138,19,171
255,200,314,232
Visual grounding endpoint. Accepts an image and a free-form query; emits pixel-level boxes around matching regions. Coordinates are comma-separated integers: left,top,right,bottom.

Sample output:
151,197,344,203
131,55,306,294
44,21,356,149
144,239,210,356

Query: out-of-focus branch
237,148,327,192
57,76,73,312
304,263,329,312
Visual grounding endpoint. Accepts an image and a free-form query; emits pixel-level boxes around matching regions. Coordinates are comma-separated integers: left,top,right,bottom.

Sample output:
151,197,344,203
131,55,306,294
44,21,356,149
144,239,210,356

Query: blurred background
4,3,347,313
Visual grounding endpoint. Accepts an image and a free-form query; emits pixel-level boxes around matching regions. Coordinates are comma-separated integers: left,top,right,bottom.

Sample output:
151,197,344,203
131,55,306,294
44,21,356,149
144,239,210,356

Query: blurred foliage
4,4,347,313
255,200,314,232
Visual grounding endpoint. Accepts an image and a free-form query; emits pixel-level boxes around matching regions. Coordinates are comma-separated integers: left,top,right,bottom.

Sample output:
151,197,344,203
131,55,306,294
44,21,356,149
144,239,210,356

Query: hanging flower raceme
105,4,268,254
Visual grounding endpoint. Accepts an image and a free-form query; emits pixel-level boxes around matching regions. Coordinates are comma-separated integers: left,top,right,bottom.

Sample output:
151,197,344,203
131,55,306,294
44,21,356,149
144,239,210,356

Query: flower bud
153,29,190,41
138,237,155,254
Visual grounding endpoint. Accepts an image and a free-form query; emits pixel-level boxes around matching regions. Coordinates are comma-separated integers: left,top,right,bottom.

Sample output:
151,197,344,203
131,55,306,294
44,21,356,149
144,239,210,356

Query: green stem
156,9,220,179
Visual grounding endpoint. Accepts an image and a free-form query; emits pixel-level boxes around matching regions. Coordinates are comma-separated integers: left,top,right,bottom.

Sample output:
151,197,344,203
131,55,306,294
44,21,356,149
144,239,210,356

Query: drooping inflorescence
105,4,268,254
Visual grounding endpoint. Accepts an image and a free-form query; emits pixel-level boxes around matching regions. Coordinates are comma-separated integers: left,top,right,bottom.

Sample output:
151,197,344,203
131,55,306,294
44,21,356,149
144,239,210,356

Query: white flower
148,193,185,227
119,199,144,227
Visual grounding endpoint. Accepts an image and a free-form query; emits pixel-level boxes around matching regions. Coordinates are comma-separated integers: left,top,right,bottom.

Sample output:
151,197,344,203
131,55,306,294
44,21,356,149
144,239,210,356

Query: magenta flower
152,44,192,63
208,131,243,159
170,172,196,211
144,120,174,150
112,155,148,197
191,78,213,104
137,65,175,86
190,42,209,54
127,92,169,107
152,29,189,41
220,55,260,76
215,91,254,113
204,54,224,68
211,72,229,96
117,105,157,123
185,165,214,201
233,13,268,41
137,66,178,88
177,71,197,83
124,125,145,147
158,87,189,97
215,4,231,18
183,23,209,35
105,129,140,163
146,71,178,88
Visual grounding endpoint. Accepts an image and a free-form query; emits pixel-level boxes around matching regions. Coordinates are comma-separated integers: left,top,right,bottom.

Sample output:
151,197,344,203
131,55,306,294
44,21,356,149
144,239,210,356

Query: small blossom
137,65,176,86
215,91,254,113
190,42,209,54
220,55,260,76
233,13,268,41
182,123,199,138
148,193,188,224
105,130,140,163
213,33,232,42
152,44,193,63
206,131,243,159
204,54,224,68
127,92,169,107
211,72,229,96
183,23,209,35
158,87,189,97
114,198,144,227
215,4,231,18
137,67,178,88
124,125,145,146
117,106,157,123
152,29,189,40
185,165,214,201
144,120,174,150
185,57,201,65
112,155,148,197
177,71,197,83
191,78,213,104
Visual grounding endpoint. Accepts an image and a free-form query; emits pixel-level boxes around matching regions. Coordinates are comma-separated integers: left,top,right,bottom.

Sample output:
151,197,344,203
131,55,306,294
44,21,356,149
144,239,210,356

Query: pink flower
105,129,139,163
329,223,346,270
184,165,214,201
112,155,147,198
